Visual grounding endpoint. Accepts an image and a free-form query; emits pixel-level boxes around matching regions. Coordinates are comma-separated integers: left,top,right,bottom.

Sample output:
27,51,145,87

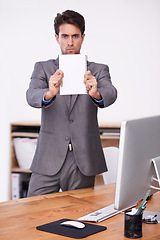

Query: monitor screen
114,115,160,211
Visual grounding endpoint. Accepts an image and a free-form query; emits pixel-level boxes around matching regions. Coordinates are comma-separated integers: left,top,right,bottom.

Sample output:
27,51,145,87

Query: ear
55,34,60,44
81,34,85,44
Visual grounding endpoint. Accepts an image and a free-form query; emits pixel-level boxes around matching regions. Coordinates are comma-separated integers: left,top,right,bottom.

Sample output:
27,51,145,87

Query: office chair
102,147,119,184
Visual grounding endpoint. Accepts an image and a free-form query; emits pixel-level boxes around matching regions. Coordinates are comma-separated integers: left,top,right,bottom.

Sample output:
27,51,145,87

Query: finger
84,76,87,84
56,69,63,75
55,69,64,79
84,74,88,84
84,74,92,85
86,70,92,77
53,80,59,87
59,70,64,78
85,82,92,90
60,78,63,87
84,70,91,78
55,78,63,87
85,70,91,74
85,79,96,88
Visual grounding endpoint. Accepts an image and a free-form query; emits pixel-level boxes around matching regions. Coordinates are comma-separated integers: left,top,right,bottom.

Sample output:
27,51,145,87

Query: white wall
1,0,160,201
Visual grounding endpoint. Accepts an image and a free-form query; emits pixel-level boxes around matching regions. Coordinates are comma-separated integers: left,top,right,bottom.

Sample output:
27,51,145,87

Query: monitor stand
150,156,160,191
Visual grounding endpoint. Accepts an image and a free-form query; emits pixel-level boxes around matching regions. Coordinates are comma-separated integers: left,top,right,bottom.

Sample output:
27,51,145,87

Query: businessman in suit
26,10,117,197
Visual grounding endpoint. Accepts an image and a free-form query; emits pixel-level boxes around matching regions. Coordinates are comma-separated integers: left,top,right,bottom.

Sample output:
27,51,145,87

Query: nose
68,37,73,46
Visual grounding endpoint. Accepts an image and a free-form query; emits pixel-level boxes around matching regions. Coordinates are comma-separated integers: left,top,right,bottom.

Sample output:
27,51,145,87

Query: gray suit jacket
26,58,117,176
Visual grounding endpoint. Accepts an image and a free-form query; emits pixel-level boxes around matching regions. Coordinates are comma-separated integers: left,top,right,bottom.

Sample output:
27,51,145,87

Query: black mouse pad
36,218,107,239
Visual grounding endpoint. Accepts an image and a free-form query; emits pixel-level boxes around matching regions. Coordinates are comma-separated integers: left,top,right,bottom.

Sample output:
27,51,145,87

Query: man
26,10,117,197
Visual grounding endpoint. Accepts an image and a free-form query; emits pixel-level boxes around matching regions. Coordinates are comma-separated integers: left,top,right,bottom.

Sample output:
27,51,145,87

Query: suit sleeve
26,62,50,108
96,64,117,108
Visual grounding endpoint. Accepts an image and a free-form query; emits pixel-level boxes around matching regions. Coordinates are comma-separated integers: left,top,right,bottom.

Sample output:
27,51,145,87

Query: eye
73,34,79,39
62,34,68,39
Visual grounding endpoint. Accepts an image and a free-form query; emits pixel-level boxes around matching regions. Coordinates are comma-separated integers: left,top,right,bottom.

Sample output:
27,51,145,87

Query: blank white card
59,54,87,95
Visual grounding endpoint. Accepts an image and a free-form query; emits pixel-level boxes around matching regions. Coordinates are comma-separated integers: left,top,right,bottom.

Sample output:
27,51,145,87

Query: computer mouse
61,220,85,229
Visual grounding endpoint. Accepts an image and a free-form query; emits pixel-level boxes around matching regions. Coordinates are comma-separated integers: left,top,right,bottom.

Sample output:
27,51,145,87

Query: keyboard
78,204,123,223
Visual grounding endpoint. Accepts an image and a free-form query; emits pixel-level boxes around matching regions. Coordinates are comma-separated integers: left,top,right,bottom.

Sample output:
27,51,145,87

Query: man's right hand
44,69,64,100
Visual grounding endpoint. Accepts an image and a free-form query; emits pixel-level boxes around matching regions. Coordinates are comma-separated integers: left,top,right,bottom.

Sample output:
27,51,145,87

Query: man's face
55,23,85,54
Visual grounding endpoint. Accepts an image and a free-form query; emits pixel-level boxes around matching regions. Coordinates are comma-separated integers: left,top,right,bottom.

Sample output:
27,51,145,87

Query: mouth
66,48,75,51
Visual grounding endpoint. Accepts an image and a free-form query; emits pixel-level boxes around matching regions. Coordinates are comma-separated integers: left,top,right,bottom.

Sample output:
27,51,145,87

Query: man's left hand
84,71,102,100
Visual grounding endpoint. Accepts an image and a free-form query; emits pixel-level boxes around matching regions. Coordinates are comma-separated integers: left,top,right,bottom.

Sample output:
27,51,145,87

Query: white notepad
59,54,87,95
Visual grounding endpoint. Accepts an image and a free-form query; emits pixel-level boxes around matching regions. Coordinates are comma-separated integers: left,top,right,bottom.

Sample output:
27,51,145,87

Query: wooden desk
0,184,160,240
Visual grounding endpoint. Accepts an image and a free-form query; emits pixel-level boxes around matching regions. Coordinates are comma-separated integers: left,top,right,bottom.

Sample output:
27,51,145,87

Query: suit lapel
70,95,78,112
87,61,98,76
64,95,78,113
54,57,59,69
64,95,71,110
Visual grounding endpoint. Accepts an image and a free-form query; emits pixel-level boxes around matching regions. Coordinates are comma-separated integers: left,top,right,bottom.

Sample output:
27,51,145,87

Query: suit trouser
27,150,95,197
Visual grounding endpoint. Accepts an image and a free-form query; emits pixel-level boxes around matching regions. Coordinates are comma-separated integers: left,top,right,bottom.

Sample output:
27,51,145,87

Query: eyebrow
61,34,80,37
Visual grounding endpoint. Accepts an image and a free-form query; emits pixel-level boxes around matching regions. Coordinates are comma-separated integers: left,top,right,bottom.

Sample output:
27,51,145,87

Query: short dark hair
54,10,85,35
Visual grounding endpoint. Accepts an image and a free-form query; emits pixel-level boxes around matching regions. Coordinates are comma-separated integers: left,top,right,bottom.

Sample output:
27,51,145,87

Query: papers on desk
59,54,87,95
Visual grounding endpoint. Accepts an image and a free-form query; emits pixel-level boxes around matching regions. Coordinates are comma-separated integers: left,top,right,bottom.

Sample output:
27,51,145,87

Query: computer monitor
114,115,160,211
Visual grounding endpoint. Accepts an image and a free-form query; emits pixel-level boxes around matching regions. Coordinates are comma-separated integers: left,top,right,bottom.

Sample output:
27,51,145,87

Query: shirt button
69,119,73,123
65,137,69,141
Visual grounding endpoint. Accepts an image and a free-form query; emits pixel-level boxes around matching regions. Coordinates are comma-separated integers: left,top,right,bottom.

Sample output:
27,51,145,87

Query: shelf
12,132,39,138
99,122,121,128
100,135,120,139
11,167,32,173
11,120,41,126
